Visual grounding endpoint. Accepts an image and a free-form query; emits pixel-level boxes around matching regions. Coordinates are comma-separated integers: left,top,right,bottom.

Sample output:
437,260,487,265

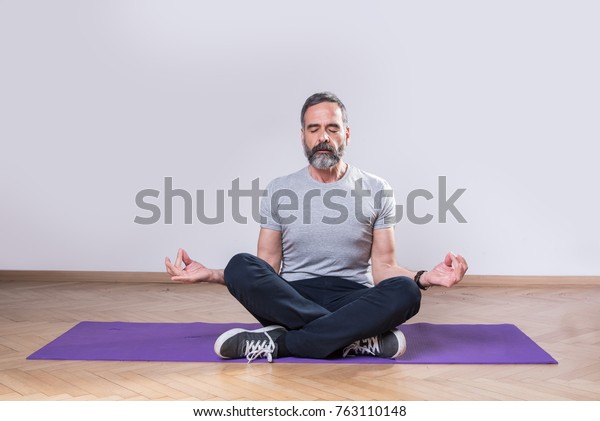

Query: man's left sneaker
342,328,406,359
214,325,287,363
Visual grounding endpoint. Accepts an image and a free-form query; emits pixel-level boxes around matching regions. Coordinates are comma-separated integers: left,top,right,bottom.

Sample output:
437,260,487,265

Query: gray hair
300,92,348,127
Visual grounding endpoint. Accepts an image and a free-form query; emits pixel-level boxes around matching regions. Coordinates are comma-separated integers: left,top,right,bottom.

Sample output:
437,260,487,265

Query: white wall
1,1,598,275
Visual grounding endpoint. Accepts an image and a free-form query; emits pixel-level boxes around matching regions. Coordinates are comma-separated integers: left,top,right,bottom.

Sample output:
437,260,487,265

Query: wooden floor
0,279,599,401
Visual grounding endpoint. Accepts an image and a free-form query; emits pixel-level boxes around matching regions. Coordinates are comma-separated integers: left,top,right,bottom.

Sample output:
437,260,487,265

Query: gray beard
303,141,345,170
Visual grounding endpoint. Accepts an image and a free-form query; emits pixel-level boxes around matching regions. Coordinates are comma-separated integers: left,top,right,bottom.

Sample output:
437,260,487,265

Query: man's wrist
209,269,225,284
414,270,430,290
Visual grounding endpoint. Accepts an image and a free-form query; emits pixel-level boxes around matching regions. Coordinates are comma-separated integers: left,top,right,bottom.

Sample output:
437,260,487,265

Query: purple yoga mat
27,322,557,364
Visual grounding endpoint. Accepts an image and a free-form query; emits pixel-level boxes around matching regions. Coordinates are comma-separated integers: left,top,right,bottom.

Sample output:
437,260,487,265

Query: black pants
224,253,422,359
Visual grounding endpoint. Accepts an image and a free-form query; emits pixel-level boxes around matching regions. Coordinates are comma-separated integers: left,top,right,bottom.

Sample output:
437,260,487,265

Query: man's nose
319,130,330,142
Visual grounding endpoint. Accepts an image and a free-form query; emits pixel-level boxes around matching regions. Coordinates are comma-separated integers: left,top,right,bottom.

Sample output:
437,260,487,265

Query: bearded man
166,92,468,362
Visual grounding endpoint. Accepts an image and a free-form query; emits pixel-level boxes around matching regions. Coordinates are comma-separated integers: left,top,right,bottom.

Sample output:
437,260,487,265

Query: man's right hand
165,248,224,284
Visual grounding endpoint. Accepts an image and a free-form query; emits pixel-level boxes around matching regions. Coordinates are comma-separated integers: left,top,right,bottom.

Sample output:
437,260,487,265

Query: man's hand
421,252,468,288
165,248,223,284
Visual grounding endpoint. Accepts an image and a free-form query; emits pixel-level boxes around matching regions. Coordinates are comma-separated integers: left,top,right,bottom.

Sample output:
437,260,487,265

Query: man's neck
308,161,348,183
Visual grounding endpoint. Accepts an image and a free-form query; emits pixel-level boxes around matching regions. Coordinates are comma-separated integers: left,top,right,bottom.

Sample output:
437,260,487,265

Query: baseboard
0,270,598,286
461,274,599,287
0,270,171,284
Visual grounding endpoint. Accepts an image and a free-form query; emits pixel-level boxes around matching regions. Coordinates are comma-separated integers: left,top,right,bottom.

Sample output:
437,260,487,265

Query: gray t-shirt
260,165,396,286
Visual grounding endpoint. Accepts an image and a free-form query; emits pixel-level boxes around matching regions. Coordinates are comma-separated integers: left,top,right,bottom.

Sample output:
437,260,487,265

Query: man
165,92,468,362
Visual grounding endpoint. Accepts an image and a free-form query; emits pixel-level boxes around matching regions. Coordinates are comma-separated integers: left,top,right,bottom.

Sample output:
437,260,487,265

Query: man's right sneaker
342,328,406,359
214,325,287,363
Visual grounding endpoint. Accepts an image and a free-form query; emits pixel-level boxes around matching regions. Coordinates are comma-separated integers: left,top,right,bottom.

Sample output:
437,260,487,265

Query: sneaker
214,325,286,363
342,328,406,359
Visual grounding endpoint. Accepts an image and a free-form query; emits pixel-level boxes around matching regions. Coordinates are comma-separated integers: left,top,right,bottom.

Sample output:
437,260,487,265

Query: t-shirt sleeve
373,180,397,229
260,180,283,231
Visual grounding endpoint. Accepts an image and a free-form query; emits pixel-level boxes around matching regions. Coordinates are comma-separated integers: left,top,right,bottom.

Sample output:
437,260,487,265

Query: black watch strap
414,270,429,290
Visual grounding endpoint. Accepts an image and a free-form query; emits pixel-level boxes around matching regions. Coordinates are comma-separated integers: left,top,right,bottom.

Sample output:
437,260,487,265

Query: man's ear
345,126,351,145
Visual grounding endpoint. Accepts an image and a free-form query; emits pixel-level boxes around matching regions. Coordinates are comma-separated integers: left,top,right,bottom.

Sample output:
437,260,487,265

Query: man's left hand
421,252,469,288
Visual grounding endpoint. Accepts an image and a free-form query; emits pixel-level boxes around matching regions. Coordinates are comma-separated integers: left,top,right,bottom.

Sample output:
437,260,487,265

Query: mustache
311,143,336,155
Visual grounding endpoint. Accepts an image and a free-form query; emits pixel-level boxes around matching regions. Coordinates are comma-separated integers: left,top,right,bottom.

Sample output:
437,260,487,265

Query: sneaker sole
390,328,407,358
213,325,285,359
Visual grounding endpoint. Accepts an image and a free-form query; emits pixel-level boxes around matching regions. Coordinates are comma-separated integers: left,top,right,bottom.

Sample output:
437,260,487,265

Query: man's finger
450,254,468,279
182,249,192,265
171,275,192,283
454,254,467,273
165,264,175,276
165,257,180,276
175,248,183,268
444,252,453,266
456,254,468,271
449,252,459,268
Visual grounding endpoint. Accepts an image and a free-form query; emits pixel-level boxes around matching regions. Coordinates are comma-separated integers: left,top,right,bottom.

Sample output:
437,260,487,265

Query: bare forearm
208,269,225,284
372,264,416,285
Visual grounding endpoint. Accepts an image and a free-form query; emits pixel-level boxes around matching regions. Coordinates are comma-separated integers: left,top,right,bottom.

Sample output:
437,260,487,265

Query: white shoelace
243,332,276,363
342,336,381,358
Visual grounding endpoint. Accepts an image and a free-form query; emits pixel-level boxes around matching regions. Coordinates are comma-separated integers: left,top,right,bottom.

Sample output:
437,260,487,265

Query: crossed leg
223,253,421,359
